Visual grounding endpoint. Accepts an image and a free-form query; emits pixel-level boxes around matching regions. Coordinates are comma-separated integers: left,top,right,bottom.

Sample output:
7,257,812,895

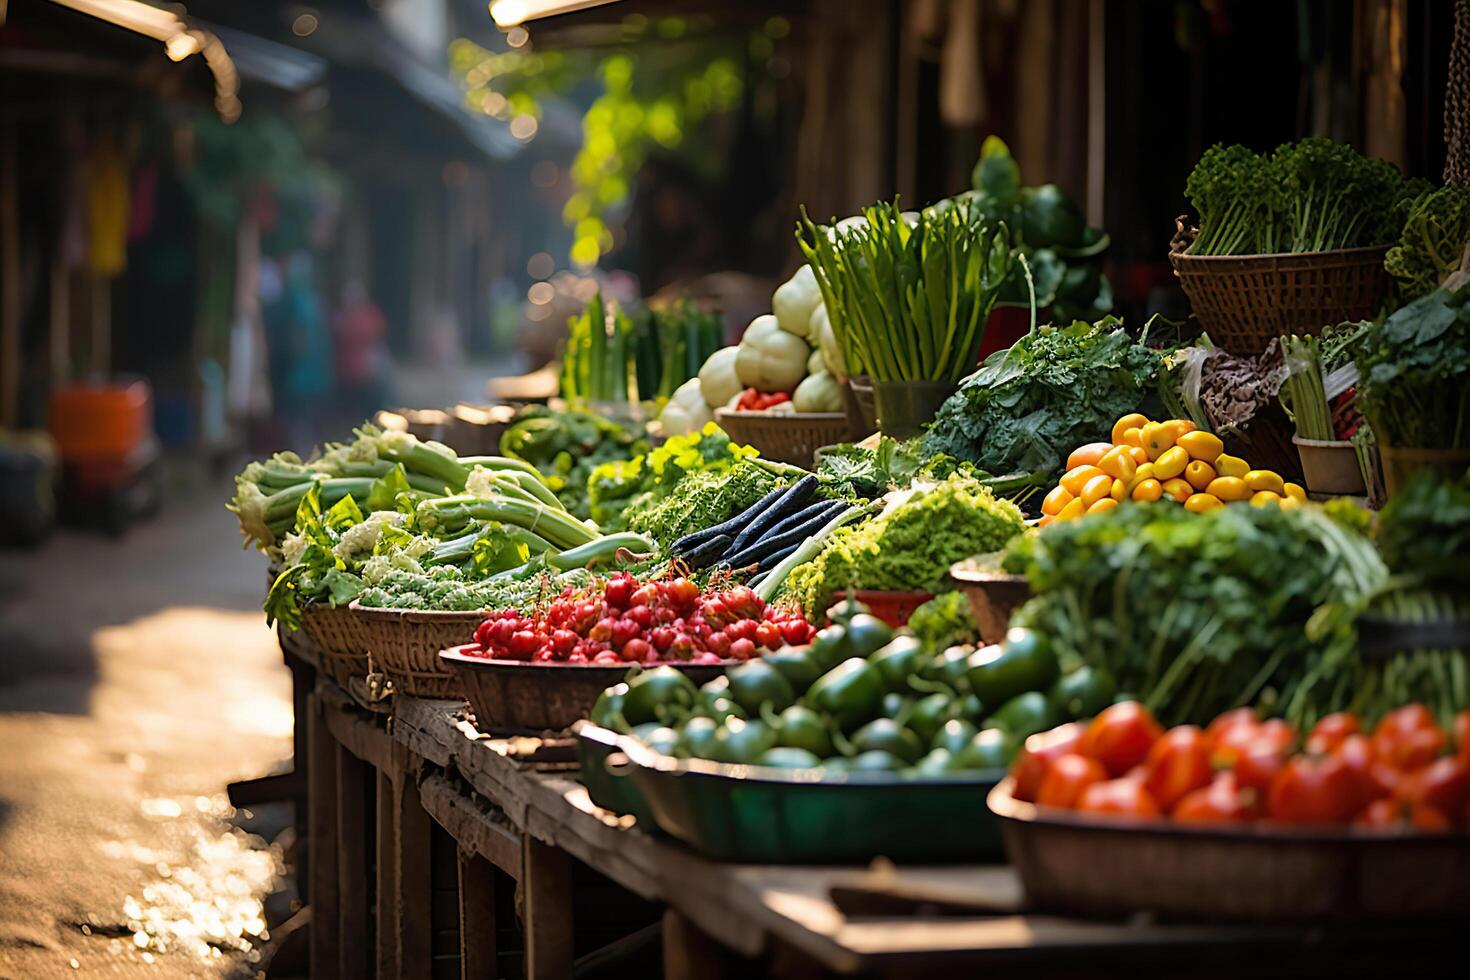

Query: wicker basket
1169,235,1389,356
948,561,1030,645
713,408,853,468
440,644,729,734
299,603,374,687
348,601,483,699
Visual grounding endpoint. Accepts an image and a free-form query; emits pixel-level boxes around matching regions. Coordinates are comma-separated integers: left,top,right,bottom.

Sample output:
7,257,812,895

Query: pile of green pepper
589,598,1117,774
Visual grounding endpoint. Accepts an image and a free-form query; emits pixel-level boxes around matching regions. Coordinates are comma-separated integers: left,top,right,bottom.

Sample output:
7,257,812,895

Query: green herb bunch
796,198,1015,385
1184,137,1415,256
1384,184,1470,302
1350,285,1470,449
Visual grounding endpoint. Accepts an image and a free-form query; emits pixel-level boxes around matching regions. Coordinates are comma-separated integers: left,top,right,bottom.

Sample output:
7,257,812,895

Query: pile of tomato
467,574,816,666
734,388,791,411
1011,701,1470,830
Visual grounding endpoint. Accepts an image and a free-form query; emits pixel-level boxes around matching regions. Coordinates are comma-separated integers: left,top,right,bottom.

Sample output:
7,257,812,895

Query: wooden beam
335,745,372,980
1,103,18,429
456,847,498,980
663,909,727,980
306,693,341,980
419,773,522,878
393,770,434,978
520,837,575,980
375,770,398,978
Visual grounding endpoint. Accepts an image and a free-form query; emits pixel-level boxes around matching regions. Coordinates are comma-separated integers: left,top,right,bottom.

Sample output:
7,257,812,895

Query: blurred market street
0,479,293,979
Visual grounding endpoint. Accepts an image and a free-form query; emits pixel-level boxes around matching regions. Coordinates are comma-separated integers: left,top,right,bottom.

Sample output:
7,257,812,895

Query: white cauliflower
332,511,407,562
281,531,308,566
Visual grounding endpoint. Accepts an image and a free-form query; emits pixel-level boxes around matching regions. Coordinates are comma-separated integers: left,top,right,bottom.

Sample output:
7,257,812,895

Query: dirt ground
0,475,294,979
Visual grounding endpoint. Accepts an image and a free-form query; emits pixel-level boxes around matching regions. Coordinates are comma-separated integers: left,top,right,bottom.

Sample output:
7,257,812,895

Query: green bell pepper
806,625,851,672
869,634,925,692
773,705,835,758
590,682,631,734
925,644,975,691
676,716,721,760
907,693,955,746
711,717,777,764
825,593,871,626
984,691,1058,742
965,629,1059,708
880,692,911,720
847,750,904,772
622,666,698,726
1048,665,1116,721
763,647,825,695
912,747,956,776
757,747,822,769
726,659,796,716
952,727,1014,771
705,697,746,724
635,725,681,757
850,718,925,765
804,658,885,732
844,614,894,658
958,693,988,725
931,718,979,755
699,675,732,709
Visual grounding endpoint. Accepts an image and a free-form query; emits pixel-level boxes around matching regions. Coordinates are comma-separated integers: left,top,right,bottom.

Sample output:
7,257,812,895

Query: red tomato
603,575,634,609
1079,702,1164,777
1231,734,1290,796
1372,704,1446,771
1331,733,1394,809
1267,754,1360,825
702,631,732,658
1213,717,1295,769
1354,797,1404,829
728,637,756,661
1011,723,1086,803
1402,755,1470,815
1411,803,1454,832
754,622,782,650
1306,712,1361,755
1143,725,1214,812
1204,708,1258,752
1036,753,1108,809
620,638,652,663
1455,710,1470,760
1172,772,1254,825
1076,778,1162,819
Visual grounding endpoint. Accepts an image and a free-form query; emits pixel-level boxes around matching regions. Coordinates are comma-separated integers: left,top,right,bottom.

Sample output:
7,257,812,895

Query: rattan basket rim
348,598,488,623
1168,243,1389,264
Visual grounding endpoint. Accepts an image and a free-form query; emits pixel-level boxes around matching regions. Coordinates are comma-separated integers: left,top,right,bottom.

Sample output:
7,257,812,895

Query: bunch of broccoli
1184,137,1421,257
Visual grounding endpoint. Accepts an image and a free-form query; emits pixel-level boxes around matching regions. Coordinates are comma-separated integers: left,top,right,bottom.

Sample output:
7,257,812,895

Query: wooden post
520,837,574,980
1,104,19,429
306,693,340,979
457,847,498,980
381,760,433,979
662,908,726,980
375,770,398,978
335,745,371,979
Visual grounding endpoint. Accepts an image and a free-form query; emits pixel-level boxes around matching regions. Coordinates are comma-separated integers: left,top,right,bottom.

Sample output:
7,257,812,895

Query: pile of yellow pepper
1040,413,1306,525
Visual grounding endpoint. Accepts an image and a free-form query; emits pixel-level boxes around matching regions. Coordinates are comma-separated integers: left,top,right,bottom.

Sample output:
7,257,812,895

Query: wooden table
282,632,1457,979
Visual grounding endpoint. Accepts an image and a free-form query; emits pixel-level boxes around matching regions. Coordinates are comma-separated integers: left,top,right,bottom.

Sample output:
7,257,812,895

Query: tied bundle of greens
921,317,1167,488
634,299,725,402
1279,323,1369,442
782,474,1026,619
498,406,650,520
1350,285,1470,450
1002,501,1387,729
560,291,634,404
1183,137,1418,256
796,198,1015,385
1385,185,1470,302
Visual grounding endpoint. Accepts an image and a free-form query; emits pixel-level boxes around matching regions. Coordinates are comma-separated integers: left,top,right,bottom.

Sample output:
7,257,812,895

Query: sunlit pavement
0,476,294,978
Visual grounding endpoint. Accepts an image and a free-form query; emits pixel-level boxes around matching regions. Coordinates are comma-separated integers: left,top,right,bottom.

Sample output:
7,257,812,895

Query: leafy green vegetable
628,460,783,547
1184,138,1416,256
815,436,1035,502
922,318,1167,487
906,591,979,652
797,198,1015,384
356,566,594,611
782,475,1026,619
498,406,649,519
1350,285,1470,449
1001,502,1386,728
1385,185,1470,302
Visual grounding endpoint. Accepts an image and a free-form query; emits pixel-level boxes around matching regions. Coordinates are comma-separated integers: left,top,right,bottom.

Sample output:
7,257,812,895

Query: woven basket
1169,232,1389,356
299,603,374,687
347,601,483,699
713,408,853,468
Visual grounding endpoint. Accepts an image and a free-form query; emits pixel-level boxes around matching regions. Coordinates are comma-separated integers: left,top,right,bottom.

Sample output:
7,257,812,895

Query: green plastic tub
574,722,656,825
613,737,1005,864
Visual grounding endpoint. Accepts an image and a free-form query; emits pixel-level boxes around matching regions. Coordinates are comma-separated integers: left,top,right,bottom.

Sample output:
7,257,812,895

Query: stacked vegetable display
1010,700,1470,830
1039,412,1304,523
592,599,1107,774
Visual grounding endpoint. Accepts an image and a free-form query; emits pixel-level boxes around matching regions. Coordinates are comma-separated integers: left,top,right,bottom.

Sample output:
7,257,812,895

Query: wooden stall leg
457,847,498,980
307,693,340,979
380,761,433,979
336,745,371,979
520,837,575,980
376,770,398,978
662,908,727,980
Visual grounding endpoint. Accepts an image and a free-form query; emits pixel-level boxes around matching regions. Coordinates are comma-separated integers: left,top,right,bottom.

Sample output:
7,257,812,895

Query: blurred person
332,280,391,420
263,252,332,451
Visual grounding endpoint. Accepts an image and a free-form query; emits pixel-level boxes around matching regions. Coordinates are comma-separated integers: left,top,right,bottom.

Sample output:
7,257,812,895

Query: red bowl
828,589,933,629
438,644,731,735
